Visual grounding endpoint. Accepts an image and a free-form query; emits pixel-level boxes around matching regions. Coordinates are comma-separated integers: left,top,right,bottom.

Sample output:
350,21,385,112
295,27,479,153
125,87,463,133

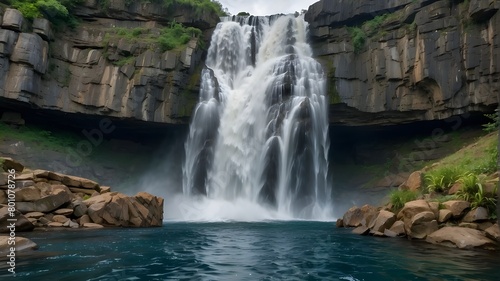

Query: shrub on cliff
8,0,80,27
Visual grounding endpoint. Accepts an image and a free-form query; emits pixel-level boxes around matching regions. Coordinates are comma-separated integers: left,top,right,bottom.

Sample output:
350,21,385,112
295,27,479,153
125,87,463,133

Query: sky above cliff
218,0,318,16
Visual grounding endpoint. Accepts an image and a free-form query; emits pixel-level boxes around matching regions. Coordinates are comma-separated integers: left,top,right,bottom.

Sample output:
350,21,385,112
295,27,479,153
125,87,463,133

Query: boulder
442,200,470,219
389,220,406,236
73,203,88,218
48,222,63,227
14,186,41,202
484,224,500,242
426,227,498,250
371,210,396,232
16,188,71,213
352,226,370,235
52,215,69,223
83,223,104,229
0,206,34,233
462,207,489,222
0,236,38,255
87,202,106,224
53,208,73,216
336,218,344,227
406,211,438,239
78,214,92,225
397,200,432,220
478,222,494,231
448,182,462,195
0,157,24,172
342,204,377,227
438,209,452,223
24,212,45,219
399,171,422,191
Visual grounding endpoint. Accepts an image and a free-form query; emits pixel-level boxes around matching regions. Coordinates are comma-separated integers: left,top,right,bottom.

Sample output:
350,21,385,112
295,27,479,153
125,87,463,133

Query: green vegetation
150,0,227,17
0,122,80,152
424,167,463,193
347,27,366,54
8,0,81,28
114,56,135,66
389,189,419,210
103,23,202,54
483,109,499,133
237,11,250,16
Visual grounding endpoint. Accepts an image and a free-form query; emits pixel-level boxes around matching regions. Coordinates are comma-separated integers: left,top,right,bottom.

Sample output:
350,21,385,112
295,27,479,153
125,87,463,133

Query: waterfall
181,15,331,220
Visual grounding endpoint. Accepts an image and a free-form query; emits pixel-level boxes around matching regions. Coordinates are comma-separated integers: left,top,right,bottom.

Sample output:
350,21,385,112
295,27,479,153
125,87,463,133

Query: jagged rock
389,220,406,236
1,8,23,32
442,200,471,219
371,210,396,232
438,209,452,223
399,171,422,191
0,236,38,254
426,227,498,250
462,207,489,222
14,186,41,202
0,206,34,233
87,202,106,224
16,188,71,213
336,218,344,227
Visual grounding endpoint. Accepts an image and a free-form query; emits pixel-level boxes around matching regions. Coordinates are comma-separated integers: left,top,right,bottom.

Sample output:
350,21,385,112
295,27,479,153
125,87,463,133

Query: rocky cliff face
0,0,219,124
306,0,499,125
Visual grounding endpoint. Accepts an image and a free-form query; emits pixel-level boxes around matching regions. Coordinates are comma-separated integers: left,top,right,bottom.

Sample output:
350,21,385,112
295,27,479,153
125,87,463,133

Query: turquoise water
1,222,498,280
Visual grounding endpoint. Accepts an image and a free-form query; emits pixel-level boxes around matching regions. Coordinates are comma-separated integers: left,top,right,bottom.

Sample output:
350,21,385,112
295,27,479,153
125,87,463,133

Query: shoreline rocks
338,199,499,250
1,156,164,232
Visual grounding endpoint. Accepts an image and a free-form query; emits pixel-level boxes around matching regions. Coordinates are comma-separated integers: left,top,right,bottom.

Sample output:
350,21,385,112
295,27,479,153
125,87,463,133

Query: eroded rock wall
306,0,499,125
0,1,219,124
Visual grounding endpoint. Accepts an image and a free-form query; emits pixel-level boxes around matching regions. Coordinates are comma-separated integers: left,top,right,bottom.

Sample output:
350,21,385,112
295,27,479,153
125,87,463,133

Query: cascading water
181,15,331,220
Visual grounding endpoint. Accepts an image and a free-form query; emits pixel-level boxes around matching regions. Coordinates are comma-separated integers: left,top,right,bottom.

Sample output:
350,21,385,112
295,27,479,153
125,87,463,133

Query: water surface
1,222,498,280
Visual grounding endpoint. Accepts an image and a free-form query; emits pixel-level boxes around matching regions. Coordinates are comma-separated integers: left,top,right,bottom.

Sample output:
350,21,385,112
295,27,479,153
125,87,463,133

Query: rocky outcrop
0,2,219,124
306,0,499,125
339,199,498,250
1,156,164,229
426,227,497,249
